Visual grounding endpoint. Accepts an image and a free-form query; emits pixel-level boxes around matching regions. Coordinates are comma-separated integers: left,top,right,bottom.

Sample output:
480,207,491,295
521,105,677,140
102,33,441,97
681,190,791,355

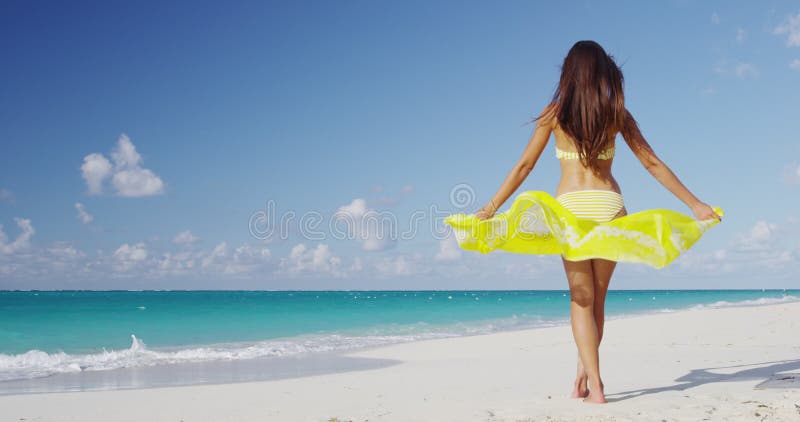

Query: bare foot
570,375,589,398
582,380,607,404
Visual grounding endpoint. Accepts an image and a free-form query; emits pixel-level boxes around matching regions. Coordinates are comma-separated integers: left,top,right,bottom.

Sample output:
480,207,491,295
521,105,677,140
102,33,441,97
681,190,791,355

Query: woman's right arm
622,108,721,221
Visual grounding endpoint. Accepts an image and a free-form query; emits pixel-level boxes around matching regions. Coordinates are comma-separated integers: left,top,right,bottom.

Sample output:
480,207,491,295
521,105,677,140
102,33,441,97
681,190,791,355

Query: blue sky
1,1,799,290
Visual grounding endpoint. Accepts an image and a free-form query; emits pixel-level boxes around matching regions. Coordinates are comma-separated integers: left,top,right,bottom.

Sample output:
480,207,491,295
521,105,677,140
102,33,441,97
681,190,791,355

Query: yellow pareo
444,191,724,269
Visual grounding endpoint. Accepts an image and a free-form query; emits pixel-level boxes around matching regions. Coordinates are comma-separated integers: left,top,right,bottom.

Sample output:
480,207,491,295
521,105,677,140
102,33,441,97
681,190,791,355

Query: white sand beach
2,301,799,422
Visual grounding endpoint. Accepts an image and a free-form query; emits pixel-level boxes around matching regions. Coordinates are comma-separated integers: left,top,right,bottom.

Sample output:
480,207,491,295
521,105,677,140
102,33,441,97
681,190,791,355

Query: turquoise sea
0,289,798,383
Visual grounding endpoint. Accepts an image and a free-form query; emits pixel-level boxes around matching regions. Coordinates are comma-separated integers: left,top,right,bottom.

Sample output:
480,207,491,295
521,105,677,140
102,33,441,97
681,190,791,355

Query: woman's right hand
691,201,721,221
475,206,495,221
475,200,499,221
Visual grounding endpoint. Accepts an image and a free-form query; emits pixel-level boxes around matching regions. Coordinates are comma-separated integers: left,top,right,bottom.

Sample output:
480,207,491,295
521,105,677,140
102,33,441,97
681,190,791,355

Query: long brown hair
532,40,628,174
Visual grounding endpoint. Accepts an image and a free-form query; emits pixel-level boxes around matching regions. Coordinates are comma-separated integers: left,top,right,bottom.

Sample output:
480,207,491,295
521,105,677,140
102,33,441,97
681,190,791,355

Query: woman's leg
588,258,617,391
566,257,592,398
562,257,606,403
572,354,589,398
575,207,626,396
592,206,625,343
591,258,615,341
574,258,615,395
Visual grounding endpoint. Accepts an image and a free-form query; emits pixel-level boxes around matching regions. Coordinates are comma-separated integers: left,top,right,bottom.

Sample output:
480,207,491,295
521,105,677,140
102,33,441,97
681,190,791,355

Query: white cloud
110,135,164,197
224,244,272,275
112,167,164,197
75,202,93,224
81,153,112,195
710,12,720,25
157,242,270,277
173,230,200,245
157,251,197,275
202,242,228,269
378,255,412,275
336,198,368,218
673,219,799,275
48,243,86,260
373,253,430,277
675,248,735,273
0,218,35,254
113,242,148,271
281,243,342,275
334,198,396,251
198,242,272,275
80,134,165,197
434,236,462,262
790,59,800,71
0,239,88,280
110,135,142,169
774,13,800,47
732,220,776,252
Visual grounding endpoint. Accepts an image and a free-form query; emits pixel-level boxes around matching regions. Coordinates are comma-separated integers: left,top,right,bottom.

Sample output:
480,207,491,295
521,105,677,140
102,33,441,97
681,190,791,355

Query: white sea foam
687,294,800,310
589,295,800,325
0,334,389,382
0,316,564,382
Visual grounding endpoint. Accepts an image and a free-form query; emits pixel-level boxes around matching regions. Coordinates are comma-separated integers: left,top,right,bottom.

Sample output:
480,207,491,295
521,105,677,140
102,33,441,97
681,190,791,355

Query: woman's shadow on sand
606,359,800,403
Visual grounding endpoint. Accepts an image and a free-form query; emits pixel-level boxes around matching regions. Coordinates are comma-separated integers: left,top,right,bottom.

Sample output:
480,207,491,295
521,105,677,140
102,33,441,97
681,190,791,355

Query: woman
454,41,722,404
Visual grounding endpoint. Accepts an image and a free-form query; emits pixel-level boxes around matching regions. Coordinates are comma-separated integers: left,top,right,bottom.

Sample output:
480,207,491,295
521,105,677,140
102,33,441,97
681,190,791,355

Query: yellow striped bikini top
555,145,616,160
553,121,616,161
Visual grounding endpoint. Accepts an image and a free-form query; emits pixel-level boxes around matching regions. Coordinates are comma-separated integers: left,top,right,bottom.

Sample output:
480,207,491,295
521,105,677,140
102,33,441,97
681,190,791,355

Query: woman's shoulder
538,102,559,130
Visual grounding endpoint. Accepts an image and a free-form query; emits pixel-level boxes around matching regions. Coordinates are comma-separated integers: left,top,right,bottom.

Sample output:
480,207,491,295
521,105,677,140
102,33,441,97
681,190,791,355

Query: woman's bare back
552,119,622,198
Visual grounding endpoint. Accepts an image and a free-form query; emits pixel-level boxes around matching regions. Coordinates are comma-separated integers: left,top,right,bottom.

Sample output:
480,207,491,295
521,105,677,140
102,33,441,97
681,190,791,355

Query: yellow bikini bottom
444,191,723,269
555,189,625,223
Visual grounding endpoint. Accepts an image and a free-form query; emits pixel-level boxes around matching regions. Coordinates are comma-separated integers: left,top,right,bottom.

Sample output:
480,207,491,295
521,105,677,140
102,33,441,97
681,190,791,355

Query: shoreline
2,287,797,292
1,294,799,396
2,300,799,420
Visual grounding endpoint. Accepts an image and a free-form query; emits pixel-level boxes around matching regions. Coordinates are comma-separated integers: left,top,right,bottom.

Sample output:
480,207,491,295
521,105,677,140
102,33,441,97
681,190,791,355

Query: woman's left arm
476,105,555,220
